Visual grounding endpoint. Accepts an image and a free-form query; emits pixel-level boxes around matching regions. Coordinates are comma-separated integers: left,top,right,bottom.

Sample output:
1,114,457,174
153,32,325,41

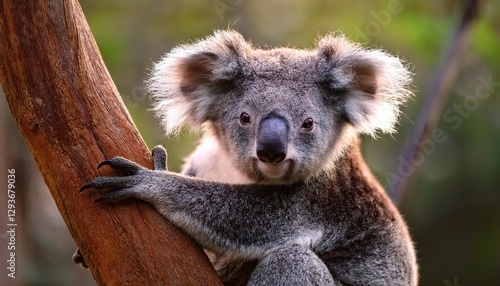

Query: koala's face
149,30,411,182
210,80,342,181
211,74,348,182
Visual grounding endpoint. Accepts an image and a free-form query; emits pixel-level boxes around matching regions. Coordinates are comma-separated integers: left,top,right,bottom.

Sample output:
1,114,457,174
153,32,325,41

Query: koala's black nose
257,116,288,164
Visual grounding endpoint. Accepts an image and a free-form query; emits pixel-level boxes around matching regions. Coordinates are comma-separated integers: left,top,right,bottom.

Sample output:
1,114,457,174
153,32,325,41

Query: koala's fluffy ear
316,35,412,136
148,30,247,134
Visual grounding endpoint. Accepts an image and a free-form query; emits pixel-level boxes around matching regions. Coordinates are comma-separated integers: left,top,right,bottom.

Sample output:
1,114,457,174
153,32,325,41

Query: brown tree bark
0,1,221,285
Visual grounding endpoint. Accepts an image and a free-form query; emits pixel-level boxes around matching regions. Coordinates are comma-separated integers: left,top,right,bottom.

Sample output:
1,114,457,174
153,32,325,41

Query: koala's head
148,30,411,183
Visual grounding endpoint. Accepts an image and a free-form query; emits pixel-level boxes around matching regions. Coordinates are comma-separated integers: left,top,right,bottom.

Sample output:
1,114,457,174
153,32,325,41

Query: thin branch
389,0,483,205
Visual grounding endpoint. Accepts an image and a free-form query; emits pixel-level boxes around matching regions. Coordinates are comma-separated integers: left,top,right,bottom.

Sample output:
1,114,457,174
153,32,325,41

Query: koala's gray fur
82,30,418,285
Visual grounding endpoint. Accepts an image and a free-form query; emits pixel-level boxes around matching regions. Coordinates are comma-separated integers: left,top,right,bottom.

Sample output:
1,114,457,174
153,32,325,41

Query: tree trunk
0,1,222,285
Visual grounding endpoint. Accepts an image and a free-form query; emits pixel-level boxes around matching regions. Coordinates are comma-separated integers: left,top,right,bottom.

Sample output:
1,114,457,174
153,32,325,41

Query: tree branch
0,1,221,285
389,0,483,205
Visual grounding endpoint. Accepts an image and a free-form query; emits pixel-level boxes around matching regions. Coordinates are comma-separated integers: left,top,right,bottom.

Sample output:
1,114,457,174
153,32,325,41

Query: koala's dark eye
239,112,251,125
302,118,314,130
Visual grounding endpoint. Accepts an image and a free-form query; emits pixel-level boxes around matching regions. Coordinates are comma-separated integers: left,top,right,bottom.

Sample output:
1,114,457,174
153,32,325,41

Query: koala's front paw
72,249,89,269
76,149,170,269
80,156,149,203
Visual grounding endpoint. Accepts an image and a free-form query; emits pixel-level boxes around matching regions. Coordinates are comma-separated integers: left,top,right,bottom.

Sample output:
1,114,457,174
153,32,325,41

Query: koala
80,30,418,285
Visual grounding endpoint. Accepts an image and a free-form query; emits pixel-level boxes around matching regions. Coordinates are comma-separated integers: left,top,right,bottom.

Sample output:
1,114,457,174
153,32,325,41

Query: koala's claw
80,156,152,200
79,157,145,193
97,157,143,173
80,175,141,203
80,176,137,192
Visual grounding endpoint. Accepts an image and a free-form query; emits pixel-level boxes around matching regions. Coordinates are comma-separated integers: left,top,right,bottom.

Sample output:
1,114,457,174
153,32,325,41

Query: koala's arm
81,146,416,285
81,149,316,259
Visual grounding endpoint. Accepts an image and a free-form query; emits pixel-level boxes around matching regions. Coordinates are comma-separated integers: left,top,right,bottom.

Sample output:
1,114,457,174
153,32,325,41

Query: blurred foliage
2,0,499,285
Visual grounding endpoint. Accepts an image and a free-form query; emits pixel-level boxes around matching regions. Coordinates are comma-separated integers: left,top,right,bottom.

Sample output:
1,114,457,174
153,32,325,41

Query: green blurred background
0,0,499,285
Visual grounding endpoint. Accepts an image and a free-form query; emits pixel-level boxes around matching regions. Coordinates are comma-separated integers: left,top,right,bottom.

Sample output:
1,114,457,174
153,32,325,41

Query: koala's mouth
256,160,292,180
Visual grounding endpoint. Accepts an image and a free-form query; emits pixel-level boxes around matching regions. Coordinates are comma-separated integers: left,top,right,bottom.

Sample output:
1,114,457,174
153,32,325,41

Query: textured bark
0,1,221,285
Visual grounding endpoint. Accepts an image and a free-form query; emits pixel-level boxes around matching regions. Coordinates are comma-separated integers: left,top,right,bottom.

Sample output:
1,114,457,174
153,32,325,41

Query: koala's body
83,30,418,285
